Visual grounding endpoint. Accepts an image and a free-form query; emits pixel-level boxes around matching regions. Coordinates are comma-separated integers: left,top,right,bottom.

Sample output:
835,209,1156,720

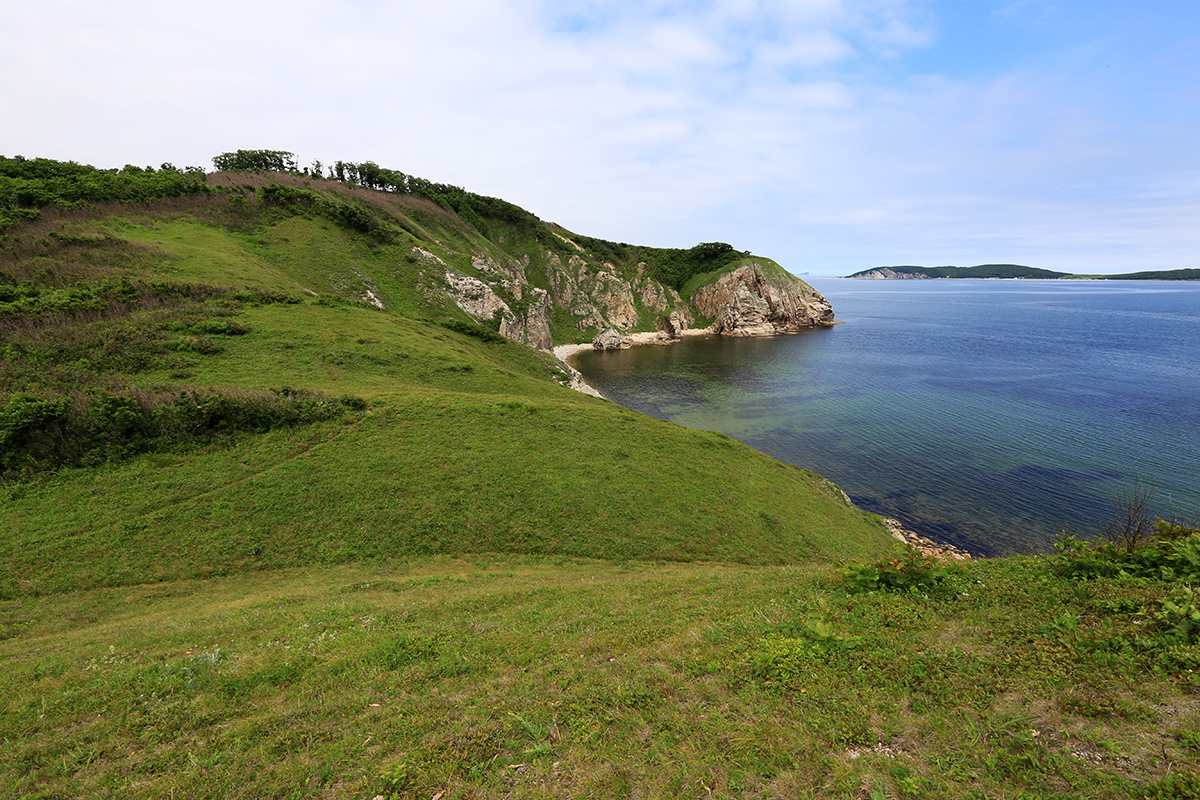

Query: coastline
551,325,717,363
554,326,976,563
881,518,973,561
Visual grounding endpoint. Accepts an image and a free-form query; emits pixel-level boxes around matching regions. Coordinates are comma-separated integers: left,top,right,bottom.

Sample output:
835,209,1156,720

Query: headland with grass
1,152,1198,799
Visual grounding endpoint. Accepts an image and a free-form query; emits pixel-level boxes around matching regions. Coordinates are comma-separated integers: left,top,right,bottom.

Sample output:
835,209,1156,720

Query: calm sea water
571,280,1200,555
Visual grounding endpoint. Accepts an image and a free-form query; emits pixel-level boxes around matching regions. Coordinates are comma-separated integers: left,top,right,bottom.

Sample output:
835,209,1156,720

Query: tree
211,150,299,173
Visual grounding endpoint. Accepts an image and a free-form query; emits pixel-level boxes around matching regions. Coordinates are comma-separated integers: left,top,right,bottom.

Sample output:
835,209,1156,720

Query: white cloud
1,0,1196,272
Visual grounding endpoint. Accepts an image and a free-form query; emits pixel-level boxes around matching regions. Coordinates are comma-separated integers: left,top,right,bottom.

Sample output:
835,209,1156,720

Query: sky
2,0,1198,275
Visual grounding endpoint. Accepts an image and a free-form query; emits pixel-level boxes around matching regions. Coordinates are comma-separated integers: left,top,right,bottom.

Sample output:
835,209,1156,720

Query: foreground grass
3,558,1197,799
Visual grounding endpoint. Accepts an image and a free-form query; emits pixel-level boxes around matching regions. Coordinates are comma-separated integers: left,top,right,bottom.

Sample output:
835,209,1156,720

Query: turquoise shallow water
571,279,1200,555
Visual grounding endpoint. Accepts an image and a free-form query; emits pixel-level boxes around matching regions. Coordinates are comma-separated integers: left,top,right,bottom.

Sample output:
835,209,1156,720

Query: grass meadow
4,556,1198,799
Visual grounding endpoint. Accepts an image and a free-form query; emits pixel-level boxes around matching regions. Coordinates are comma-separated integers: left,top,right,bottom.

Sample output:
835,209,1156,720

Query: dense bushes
212,150,299,173
570,237,746,291
259,183,382,237
0,277,224,332
841,547,964,595
1050,520,1200,678
1053,521,1200,583
438,319,508,344
0,273,362,480
0,156,208,230
0,387,365,480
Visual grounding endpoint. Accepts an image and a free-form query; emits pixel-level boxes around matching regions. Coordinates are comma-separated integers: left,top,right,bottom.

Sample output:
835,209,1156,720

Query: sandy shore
552,326,715,363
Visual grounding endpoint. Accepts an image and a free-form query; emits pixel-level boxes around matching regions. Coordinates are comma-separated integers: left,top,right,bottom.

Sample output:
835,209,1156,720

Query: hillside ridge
848,263,1200,280
0,151,894,593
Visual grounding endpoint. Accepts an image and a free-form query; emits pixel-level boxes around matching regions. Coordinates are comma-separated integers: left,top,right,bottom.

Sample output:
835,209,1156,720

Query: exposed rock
592,328,625,350
472,255,527,284
590,271,639,330
658,310,694,338
443,270,553,351
411,246,448,266
500,289,553,351
430,242,840,397
882,517,972,561
553,361,604,398
690,264,834,336
639,280,669,311
444,270,509,321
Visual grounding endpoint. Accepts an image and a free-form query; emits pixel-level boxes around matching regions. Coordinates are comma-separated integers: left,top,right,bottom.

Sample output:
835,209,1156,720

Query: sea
569,279,1200,555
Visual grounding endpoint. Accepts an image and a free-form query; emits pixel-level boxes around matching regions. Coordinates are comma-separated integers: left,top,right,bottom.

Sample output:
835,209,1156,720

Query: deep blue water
570,280,1200,555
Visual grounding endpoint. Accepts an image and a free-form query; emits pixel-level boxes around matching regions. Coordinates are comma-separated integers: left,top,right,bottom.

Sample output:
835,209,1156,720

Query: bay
570,279,1200,555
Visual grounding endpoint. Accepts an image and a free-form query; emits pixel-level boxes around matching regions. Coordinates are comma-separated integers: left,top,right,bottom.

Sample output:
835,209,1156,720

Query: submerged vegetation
1,151,1197,798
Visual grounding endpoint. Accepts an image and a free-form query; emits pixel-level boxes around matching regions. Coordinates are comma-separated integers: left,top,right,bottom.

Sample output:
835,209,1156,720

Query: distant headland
846,264,1200,280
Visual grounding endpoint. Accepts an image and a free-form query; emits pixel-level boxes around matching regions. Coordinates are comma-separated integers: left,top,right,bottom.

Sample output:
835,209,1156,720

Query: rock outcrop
690,264,834,336
441,265,553,351
592,328,625,350
658,309,693,338
420,241,837,382
882,518,973,561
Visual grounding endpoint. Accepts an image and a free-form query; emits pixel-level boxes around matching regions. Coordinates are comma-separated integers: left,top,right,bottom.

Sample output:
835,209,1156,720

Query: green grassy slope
1,171,895,595
4,553,1198,800
2,391,885,594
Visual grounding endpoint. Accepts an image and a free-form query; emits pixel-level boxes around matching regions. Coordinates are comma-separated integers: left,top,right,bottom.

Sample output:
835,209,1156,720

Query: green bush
0,387,367,481
438,319,507,343
1152,586,1200,642
841,547,964,594
1053,522,1200,582
0,156,208,230
0,394,73,474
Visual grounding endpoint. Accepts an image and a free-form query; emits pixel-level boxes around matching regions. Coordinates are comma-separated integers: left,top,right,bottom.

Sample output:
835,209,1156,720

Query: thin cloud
1,0,1196,273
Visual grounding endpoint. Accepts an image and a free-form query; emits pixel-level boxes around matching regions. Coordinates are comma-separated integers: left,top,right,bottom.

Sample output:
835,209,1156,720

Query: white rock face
444,270,510,321
592,328,625,350
690,265,834,336
499,289,553,351
442,269,553,351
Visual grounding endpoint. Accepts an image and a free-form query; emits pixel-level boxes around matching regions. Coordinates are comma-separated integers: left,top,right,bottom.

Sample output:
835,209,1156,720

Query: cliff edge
690,263,834,336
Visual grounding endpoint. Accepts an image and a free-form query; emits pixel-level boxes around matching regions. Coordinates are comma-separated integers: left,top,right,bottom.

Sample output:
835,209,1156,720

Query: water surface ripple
571,280,1200,555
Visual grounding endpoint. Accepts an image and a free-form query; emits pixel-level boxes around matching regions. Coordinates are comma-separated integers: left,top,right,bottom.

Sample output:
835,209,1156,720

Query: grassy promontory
2,155,1198,798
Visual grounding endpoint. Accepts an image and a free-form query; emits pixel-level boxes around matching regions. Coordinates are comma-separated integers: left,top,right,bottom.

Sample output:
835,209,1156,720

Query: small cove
570,279,1200,555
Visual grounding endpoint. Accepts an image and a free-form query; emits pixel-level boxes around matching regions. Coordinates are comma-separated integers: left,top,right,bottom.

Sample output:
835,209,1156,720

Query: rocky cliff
431,241,833,352
199,169,835,353
690,264,834,336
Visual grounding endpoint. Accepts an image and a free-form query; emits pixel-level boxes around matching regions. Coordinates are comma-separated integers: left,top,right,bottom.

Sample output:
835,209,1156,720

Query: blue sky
2,0,1197,274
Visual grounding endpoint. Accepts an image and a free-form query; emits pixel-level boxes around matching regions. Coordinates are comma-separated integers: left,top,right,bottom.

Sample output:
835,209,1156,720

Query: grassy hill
0,157,893,595
2,154,1198,799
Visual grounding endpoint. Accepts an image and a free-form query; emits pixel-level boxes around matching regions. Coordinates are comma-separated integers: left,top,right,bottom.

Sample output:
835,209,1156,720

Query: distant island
847,264,1200,280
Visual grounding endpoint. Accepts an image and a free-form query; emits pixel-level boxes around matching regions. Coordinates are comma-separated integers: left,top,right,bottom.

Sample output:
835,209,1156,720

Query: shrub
0,387,367,481
1152,586,1200,642
1053,522,1200,582
841,547,964,594
0,394,73,475
438,319,507,343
